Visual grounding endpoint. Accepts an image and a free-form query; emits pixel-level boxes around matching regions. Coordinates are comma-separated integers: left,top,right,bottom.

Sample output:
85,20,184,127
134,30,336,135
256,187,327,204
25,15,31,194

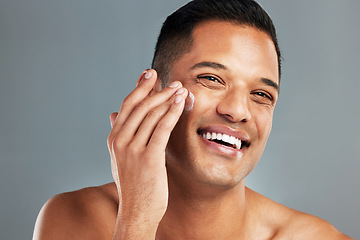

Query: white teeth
206,132,211,139
236,139,242,149
222,134,229,142
229,136,235,145
201,131,242,149
212,132,217,139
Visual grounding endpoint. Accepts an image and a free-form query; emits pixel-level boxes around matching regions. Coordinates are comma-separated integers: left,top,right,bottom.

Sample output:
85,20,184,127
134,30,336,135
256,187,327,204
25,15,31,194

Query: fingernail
175,88,185,95
169,81,180,88
174,95,183,104
144,71,153,79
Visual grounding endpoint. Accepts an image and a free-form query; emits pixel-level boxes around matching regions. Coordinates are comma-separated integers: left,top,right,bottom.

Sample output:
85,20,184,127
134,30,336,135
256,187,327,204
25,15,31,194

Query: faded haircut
151,0,281,87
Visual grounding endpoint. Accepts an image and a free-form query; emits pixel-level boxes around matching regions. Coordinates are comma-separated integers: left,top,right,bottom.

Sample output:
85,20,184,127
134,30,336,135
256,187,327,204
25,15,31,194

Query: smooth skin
33,21,353,240
108,71,188,239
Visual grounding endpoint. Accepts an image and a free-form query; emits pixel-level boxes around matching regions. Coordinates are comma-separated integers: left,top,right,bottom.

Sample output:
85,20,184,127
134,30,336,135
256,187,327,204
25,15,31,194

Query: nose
216,89,251,123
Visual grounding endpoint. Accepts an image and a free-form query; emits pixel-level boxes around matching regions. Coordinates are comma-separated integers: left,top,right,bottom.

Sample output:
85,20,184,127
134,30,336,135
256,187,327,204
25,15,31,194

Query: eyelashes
197,75,221,83
196,75,225,89
252,91,273,101
250,91,274,105
196,74,275,105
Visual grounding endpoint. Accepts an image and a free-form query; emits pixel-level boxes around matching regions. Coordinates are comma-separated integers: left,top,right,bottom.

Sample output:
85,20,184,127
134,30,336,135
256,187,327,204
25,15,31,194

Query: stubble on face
164,20,279,192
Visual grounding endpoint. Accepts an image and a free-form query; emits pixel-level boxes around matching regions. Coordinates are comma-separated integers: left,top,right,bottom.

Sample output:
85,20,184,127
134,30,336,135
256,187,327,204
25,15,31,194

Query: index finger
115,69,158,128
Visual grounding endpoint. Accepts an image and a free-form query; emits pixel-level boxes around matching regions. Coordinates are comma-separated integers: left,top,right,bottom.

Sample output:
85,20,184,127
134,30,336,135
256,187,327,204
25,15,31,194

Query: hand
107,69,188,239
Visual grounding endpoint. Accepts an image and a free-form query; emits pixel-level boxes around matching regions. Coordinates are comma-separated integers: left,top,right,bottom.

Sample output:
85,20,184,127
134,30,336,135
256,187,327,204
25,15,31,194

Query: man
33,0,352,239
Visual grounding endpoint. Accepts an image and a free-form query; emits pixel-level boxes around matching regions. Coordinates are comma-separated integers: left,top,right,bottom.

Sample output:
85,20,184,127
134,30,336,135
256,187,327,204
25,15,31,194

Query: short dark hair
151,0,281,87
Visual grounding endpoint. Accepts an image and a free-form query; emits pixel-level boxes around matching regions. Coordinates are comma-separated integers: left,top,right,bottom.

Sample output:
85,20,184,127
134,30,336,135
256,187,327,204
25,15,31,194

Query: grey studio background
0,0,359,239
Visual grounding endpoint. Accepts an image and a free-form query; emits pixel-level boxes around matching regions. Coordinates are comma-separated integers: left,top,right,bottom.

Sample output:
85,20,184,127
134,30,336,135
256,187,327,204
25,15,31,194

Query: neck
156,176,248,240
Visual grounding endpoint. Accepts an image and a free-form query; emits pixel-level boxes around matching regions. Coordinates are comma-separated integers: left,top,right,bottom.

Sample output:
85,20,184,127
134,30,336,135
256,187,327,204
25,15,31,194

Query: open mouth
197,130,250,150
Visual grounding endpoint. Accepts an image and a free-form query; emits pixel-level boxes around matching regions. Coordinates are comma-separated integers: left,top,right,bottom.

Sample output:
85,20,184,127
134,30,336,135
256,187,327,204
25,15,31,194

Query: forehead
172,20,279,84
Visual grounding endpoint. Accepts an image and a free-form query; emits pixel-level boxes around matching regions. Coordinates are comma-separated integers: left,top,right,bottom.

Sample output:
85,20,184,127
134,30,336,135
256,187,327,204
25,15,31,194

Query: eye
196,74,225,90
198,75,221,83
251,91,274,105
254,91,272,100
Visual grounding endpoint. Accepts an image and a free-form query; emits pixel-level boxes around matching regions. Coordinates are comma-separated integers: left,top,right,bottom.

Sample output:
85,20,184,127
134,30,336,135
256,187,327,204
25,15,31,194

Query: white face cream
184,90,195,111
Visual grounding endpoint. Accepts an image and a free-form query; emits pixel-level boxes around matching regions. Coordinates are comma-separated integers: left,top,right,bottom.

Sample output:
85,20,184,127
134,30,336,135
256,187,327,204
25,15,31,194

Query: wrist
113,211,160,240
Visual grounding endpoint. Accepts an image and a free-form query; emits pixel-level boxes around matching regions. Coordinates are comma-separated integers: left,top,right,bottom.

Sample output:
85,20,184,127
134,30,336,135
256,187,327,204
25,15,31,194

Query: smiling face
164,21,279,190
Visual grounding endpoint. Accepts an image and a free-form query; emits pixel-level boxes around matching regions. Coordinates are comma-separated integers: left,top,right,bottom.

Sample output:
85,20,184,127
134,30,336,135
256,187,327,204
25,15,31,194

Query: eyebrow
261,78,279,93
190,61,279,93
190,61,227,70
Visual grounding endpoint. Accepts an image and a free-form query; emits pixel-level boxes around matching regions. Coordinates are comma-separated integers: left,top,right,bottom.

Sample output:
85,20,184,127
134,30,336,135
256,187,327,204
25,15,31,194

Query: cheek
254,108,273,140
177,88,215,132
186,86,220,112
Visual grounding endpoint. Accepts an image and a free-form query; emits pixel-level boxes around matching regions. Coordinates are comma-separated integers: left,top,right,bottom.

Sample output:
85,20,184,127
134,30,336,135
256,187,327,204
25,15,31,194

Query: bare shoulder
33,182,119,240
277,212,354,240
245,188,353,240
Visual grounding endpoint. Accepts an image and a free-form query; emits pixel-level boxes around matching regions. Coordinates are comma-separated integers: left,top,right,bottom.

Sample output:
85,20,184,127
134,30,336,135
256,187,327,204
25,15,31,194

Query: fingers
147,89,187,155
131,88,188,148
108,69,157,148
108,70,180,227
114,70,157,129
110,81,183,150
110,112,118,128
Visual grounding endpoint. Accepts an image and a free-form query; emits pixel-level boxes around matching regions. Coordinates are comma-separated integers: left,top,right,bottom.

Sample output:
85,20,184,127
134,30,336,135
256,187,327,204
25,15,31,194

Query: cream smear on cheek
184,90,195,111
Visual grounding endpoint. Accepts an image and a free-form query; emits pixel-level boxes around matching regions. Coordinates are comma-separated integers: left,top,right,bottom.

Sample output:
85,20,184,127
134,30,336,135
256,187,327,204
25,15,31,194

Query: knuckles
127,141,142,157
134,100,147,110
122,95,132,106
108,133,144,160
146,108,166,120
113,137,126,150
156,120,172,131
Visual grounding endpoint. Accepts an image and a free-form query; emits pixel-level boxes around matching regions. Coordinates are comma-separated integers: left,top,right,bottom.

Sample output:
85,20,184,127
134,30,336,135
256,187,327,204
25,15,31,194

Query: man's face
165,21,279,189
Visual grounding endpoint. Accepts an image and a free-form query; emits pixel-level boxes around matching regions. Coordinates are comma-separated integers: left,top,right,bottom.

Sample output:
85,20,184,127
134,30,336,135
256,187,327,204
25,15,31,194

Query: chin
166,150,249,194
194,163,249,189
165,120,260,192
